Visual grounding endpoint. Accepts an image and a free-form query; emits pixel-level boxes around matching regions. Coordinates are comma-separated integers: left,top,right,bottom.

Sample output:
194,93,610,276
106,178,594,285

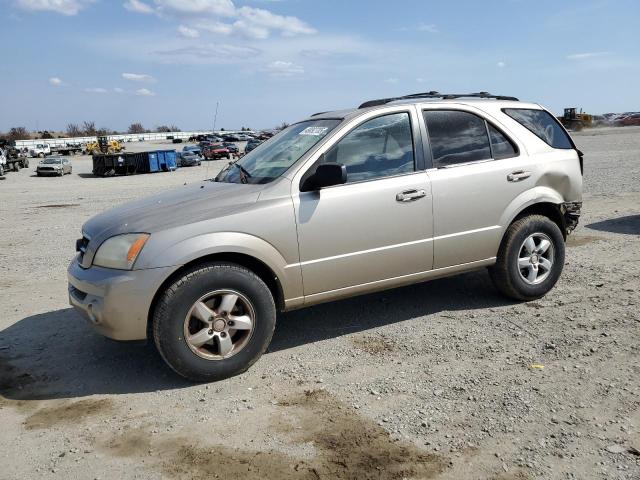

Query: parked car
178,152,202,167
616,113,640,127
68,92,583,382
235,134,252,141
222,142,239,154
183,145,202,156
244,139,262,153
202,144,230,160
222,134,240,142
36,156,72,176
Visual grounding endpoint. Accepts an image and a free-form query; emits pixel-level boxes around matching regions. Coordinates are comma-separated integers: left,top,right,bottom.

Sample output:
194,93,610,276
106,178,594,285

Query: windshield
42,158,63,164
216,119,340,184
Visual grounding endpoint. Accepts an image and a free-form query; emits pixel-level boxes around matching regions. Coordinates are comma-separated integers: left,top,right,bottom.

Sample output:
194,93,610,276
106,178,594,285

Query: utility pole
212,101,219,135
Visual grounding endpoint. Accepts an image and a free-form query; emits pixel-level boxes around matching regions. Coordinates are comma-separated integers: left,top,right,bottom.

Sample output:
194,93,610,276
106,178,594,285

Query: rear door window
488,124,518,159
423,110,491,167
503,108,573,149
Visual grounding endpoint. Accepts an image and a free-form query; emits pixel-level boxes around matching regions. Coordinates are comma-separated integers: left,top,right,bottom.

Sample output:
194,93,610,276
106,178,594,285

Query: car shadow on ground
586,214,640,235
1,270,514,401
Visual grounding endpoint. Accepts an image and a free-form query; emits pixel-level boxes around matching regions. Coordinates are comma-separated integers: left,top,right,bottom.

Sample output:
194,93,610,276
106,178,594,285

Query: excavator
558,108,593,131
84,136,124,155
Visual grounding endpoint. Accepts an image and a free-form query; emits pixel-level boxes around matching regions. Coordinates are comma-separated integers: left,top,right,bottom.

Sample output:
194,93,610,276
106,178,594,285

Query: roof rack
358,91,519,109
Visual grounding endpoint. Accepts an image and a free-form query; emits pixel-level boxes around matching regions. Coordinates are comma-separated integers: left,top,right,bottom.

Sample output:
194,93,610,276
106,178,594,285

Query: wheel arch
504,201,566,242
146,252,286,340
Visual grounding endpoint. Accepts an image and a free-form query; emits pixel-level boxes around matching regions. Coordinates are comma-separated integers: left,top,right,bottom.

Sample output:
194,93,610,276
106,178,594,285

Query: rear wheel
153,262,276,382
489,215,565,301
13,162,20,171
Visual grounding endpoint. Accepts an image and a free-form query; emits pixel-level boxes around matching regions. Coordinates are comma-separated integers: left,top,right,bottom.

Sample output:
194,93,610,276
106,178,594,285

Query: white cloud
114,87,124,93
265,60,304,77
153,43,261,64
155,0,236,17
122,72,156,82
49,77,63,86
123,0,316,39
236,6,316,37
178,24,200,38
196,20,234,35
123,0,154,14
84,87,107,93
135,88,156,96
567,51,611,60
15,0,93,15
497,61,506,68
417,23,438,33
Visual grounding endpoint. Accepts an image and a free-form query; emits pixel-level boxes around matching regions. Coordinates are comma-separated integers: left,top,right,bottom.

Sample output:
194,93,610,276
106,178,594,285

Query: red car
202,143,230,160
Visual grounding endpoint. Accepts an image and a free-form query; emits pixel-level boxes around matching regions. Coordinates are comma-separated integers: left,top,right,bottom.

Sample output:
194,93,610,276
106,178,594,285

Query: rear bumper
561,201,582,234
67,257,173,341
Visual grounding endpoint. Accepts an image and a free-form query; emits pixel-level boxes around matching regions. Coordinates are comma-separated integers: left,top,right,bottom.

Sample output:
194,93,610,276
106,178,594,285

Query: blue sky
1,0,639,132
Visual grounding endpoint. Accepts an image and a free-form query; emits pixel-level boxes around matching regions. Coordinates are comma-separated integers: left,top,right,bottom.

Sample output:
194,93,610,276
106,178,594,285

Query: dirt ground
0,129,638,480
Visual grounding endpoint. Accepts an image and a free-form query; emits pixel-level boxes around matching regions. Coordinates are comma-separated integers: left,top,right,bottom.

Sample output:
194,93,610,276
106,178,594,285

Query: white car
29,143,51,158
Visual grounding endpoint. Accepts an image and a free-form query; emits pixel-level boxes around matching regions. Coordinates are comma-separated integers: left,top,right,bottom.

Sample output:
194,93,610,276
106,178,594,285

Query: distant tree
67,123,82,137
128,122,146,134
41,131,54,139
96,127,112,136
82,121,97,136
276,122,290,130
7,127,29,141
156,125,172,133
170,125,181,132
220,127,225,131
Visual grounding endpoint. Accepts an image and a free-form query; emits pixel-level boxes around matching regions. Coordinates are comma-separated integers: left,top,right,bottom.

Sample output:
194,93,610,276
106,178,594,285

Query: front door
293,110,434,298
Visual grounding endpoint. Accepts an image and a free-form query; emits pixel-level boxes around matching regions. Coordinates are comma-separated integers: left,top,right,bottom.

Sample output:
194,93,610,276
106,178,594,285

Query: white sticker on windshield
299,126,329,136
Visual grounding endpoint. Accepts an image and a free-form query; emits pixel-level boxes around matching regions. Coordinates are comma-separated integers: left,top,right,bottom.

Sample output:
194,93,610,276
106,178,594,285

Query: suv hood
82,181,263,245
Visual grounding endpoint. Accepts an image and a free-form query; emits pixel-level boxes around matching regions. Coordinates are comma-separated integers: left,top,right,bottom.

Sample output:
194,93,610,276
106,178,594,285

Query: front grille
39,167,55,171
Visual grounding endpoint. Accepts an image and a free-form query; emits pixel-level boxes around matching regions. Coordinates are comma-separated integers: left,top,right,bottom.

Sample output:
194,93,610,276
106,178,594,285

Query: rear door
422,107,537,268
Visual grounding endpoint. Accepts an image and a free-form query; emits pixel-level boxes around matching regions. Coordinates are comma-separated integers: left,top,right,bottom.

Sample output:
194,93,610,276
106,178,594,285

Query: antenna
206,101,219,182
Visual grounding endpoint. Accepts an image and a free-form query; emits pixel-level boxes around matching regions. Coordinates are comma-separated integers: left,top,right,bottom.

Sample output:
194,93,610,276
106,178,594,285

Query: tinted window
488,124,518,159
424,111,491,167
325,112,414,183
503,108,573,149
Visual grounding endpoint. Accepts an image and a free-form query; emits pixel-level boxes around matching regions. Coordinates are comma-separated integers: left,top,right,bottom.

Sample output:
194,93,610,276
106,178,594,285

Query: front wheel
489,215,565,301
152,262,276,382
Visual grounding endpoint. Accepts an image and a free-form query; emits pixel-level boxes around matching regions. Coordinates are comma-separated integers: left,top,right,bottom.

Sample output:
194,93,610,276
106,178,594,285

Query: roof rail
358,91,519,109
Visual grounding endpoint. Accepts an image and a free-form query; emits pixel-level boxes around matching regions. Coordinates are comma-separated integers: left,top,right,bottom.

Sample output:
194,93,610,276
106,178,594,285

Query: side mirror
302,162,347,191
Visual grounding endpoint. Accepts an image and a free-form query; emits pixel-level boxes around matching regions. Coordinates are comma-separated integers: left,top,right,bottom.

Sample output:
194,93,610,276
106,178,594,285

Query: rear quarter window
503,108,573,149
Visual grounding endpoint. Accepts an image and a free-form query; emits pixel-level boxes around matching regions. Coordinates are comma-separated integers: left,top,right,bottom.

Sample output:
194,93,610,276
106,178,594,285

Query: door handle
507,170,531,182
396,189,427,202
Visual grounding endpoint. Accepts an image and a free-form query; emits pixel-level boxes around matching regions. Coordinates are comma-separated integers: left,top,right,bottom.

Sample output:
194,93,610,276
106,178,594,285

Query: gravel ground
0,130,638,480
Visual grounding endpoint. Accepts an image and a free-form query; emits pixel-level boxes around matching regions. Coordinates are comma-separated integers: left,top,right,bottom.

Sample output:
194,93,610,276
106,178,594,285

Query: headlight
93,233,150,270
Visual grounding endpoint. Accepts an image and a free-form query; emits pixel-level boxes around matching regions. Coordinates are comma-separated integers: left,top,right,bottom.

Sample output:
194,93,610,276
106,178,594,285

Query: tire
38,153,44,158
22,159,29,168
153,262,276,382
489,215,565,301
13,162,20,171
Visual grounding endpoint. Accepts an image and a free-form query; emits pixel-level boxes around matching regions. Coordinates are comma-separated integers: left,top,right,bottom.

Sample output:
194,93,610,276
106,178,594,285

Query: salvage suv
68,92,583,382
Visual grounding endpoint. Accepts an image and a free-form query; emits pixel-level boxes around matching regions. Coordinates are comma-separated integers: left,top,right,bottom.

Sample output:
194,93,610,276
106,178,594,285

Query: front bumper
67,256,173,341
561,201,582,234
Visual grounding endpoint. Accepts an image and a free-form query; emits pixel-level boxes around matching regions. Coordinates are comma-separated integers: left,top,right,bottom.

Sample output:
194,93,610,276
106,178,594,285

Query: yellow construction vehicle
558,108,593,131
84,136,124,155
